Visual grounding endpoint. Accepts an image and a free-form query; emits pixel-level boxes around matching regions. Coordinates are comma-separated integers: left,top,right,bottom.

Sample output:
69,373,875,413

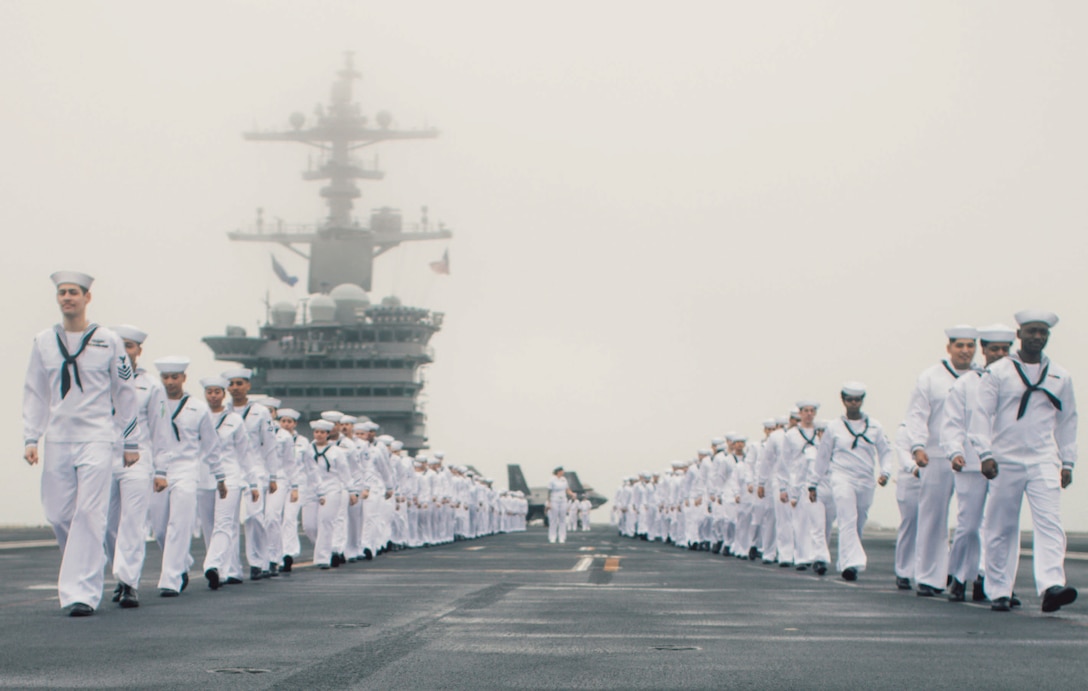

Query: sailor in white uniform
199,376,257,590
259,397,293,577
23,272,140,616
308,420,356,569
780,400,830,574
149,357,226,597
808,382,892,581
224,368,278,580
893,422,920,590
547,467,576,543
277,409,307,573
940,323,1016,602
970,310,1078,612
105,324,169,609
905,325,977,596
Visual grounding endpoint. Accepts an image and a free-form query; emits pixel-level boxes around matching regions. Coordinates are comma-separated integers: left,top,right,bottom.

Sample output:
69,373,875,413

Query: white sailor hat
788,408,801,420
51,271,94,290
795,400,820,410
1014,310,1059,328
352,422,369,431
339,415,357,424
978,323,1017,343
730,433,748,443
200,376,229,389
671,460,686,468
434,451,446,459
944,324,978,340
413,458,427,466
430,456,443,465
222,367,253,380
311,420,335,432
320,410,343,422
114,325,148,345
774,416,789,426
154,356,190,374
841,381,866,397
262,398,282,409
697,448,711,456
762,419,778,429
364,422,380,432
710,436,725,446
390,441,404,451
278,408,300,420
377,434,394,444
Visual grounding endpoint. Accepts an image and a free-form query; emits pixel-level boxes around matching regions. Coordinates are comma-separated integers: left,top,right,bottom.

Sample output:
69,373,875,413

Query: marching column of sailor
23,271,527,617
611,317,1079,614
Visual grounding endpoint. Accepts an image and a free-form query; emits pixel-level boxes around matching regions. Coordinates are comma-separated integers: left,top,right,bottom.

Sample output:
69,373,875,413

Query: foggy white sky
2,1,1087,532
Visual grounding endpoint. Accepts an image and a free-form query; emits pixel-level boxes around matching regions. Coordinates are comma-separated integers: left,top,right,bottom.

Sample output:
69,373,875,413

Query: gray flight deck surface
1,527,1087,689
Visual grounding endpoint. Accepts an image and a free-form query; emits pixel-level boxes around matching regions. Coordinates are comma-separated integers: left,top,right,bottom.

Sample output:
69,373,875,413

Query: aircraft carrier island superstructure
204,54,452,453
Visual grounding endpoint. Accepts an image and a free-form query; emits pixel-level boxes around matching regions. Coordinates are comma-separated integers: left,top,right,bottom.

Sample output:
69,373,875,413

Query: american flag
429,249,450,275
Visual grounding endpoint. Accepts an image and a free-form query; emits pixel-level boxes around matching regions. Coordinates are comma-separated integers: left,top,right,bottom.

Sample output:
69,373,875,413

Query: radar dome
330,283,369,323
381,295,402,308
270,301,297,327
309,294,336,323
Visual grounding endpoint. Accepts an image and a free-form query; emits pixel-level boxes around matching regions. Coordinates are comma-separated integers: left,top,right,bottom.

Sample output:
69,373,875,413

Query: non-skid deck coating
1,526,1086,689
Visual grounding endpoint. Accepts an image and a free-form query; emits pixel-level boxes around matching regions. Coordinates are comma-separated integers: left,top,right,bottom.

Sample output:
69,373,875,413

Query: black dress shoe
916,584,938,597
795,563,809,572
224,577,244,585
842,567,858,582
268,563,280,577
250,566,263,581
1010,593,1022,608
111,583,123,603
991,596,1012,612
1041,585,1078,613
119,584,139,609
205,568,220,591
779,562,792,568
749,547,760,560
338,552,348,564
180,572,189,592
947,579,966,602
67,602,94,617
972,577,986,602
282,555,293,573
159,588,180,598
896,577,912,590
814,562,828,576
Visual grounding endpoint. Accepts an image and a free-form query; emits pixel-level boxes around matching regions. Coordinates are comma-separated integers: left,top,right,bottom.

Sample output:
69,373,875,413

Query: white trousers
548,498,568,543
774,497,795,564
41,441,114,609
948,471,988,584
105,463,152,589
983,462,1067,600
361,494,384,554
829,475,874,572
895,472,921,580
264,484,287,565
198,487,241,574
242,486,267,569
347,493,365,558
149,477,197,591
794,496,830,565
914,459,954,588
314,491,345,567
282,494,303,558
754,494,776,560
731,501,755,555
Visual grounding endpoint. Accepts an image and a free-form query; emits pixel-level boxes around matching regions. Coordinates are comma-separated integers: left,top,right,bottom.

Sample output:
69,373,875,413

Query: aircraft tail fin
507,464,531,494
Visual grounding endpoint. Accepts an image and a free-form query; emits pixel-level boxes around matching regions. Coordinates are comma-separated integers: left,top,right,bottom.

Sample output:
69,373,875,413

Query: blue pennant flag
271,254,299,287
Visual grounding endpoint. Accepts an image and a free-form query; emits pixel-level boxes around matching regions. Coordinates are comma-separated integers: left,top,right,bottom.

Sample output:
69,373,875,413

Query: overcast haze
2,1,1087,533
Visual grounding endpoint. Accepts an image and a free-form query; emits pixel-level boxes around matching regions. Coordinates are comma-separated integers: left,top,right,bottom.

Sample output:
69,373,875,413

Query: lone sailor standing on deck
546,467,576,543
969,310,1079,613
23,272,140,617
